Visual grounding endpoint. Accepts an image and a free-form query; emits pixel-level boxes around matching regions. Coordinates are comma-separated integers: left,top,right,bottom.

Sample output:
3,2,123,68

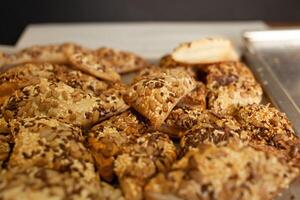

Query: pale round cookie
0,167,101,200
145,140,298,200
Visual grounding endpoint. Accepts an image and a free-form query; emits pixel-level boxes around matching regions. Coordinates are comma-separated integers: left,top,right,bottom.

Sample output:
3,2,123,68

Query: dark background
1,0,299,45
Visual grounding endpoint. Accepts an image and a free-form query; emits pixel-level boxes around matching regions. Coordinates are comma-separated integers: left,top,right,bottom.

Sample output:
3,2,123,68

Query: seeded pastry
88,110,148,181
100,182,125,200
1,79,128,128
0,134,10,168
8,117,98,183
68,51,121,82
171,37,239,64
205,62,263,114
0,43,86,69
93,47,149,74
124,68,196,128
0,167,101,200
160,106,205,138
0,63,108,100
114,131,177,200
177,82,207,109
145,140,298,200
180,111,242,156
236,104,300,166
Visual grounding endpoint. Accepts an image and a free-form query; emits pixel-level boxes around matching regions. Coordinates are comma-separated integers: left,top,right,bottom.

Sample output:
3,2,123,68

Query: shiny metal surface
244,29,300,135
244,30,300,200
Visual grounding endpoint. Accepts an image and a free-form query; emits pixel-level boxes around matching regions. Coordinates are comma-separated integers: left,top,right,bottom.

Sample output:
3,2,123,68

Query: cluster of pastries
0,38,299,200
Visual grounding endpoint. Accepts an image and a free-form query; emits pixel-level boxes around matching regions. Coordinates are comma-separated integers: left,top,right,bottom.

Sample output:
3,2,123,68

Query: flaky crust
8,117,98,183
1,79,128,128
68,51,121,82
205,62,263,114
94,47,149,74
0,63,108,99
160,106,205,138
88,110,148,181
0,167,101,200
124,68,196,128
0,43,86,69
145,140,299,200
114,131,177,200
171,37,239,64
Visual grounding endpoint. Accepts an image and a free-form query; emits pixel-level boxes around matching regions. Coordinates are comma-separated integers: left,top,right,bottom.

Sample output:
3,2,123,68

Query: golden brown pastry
94,47,149,74
68,51,121,82
145,140,298,200
124,68,196,128
1,78,128,128
205,62,263,114
0,167,101,200
8,117,97,182
171,37,239,64
114,131,177,200
0,43,86,68
0,63,108,100
88,110,148,181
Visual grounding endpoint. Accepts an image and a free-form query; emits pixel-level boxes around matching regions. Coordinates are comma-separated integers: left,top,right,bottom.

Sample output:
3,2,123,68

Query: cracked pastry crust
0,63,108,99
68,51,121,82
114,131,177,200
88,110,148,182
180,104,300,166
160,106,204,138
145,140,299,200
205,62,263,114
236,104,300,166
171,37,239,64
124,68,196,128
180,111,242,156
1,78,128,128
0,43,86,69
0,167,101,200
8,117,98,183
93,47,149,74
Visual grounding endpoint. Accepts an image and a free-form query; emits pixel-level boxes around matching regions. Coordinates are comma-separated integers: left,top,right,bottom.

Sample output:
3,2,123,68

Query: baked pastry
88,110,148,181
93,47,149,74
0,43,86,69
171,37,239,64
8,117,98,182
114,131,177,200
124,68,196,128
0,167,101,200
100,182,125,200
180,111,241,156
0,63,108,100
145,140,299,200
0,133,10,168
68,51,121,82
205,62,263,114
236,104,300,166
177,81,207,109
1,78,128,128
160,106,204,138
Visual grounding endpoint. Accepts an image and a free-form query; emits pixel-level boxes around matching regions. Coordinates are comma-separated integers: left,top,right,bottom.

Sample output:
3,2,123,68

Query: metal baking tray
243,29,300,135
243,29,300,200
